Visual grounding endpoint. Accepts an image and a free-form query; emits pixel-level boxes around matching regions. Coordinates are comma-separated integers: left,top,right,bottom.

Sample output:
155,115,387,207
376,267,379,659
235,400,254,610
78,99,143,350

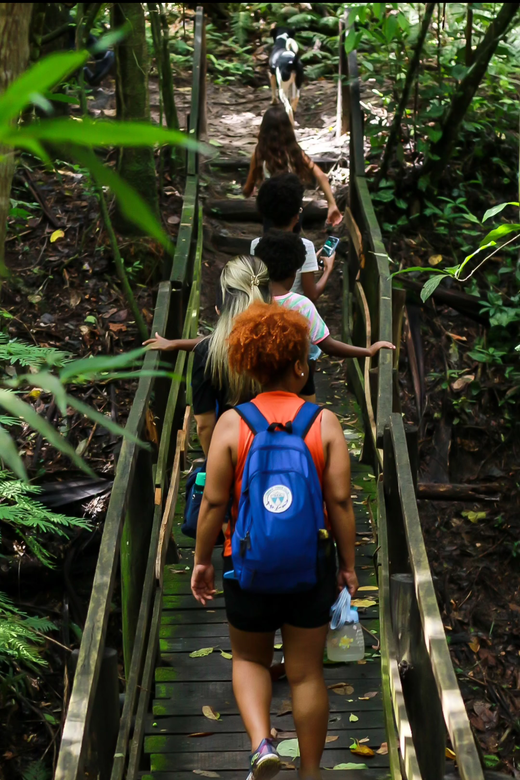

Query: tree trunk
465,3,474,66
421,2,520,186
0,3,33,277
113,2,159,233
376,2,435,185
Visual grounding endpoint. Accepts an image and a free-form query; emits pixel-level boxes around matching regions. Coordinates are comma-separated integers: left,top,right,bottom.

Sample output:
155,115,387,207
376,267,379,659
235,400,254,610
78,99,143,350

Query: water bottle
326,589,365,663
194,471,206,495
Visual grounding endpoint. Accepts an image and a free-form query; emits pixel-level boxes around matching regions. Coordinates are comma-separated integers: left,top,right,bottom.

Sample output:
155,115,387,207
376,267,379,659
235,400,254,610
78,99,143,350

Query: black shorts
222,541,337,633
300,359,316,396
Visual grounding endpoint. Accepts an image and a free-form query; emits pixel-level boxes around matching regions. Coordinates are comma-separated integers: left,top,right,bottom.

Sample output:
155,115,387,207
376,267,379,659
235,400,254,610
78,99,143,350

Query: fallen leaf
461,511,487,523
110,309,128,322
79,325,90,336
361,692,378,699
428,254,443,266
447,332,467,342
193,772,220,778
276,699,292,716
328,683,354,696
509,603,520,613
102,108,117,117
274,643,283,649
70,290,82,307
332,763,368,770
349,714,359,722
188,732,214,738
279,763,296,771
202,706,220,721
277,739,300,758
468,637,480,653
28,294,42,304
350,742,375,757
270,728,278,739
451,374,475,392
190,647,214,658
167,214,181,224
357,660,367,665
351,599,376,608
357,586,378,592
326,735,339,743
376,743,388,755
50,229,65,243
109,322,126,333
276,731,298,739
220,651,232,660
446,748,456,760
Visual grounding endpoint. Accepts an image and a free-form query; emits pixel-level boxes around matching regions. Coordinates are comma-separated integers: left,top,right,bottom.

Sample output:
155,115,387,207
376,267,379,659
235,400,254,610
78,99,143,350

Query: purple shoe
246,738,281,780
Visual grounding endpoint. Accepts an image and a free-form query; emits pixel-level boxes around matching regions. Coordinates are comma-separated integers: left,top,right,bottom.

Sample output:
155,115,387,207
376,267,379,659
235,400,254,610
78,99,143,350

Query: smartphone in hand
318,236,340,268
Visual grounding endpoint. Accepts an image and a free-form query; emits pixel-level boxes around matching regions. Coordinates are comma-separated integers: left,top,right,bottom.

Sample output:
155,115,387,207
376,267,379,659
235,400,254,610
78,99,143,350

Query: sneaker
246,738,281,780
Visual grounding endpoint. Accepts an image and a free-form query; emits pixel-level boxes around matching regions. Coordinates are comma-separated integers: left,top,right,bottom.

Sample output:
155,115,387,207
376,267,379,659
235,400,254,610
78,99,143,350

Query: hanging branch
376,2,436,185
421,2,520,187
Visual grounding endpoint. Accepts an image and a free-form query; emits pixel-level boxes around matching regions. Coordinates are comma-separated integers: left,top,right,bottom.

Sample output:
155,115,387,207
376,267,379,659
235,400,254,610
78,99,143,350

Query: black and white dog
269,27,304,123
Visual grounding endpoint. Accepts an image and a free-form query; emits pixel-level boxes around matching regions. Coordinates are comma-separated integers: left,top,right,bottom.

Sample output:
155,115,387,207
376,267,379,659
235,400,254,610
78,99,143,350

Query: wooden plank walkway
140,371,390,780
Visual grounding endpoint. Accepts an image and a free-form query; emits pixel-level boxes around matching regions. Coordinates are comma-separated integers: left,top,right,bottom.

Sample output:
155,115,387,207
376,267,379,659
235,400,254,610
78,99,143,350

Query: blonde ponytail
206,256,270,406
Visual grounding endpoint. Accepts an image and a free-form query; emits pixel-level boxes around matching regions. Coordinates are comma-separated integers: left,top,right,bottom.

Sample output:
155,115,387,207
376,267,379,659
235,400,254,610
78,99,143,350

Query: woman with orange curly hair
191,302,358,780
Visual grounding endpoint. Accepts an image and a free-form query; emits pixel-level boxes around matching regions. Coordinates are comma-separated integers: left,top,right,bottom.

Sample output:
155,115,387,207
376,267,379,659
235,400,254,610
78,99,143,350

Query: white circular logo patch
263,485,293,514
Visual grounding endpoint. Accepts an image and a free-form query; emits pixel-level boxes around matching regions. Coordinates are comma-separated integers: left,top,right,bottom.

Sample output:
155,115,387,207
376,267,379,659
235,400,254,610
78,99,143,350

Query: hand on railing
338,566,359,598
367,340,396,358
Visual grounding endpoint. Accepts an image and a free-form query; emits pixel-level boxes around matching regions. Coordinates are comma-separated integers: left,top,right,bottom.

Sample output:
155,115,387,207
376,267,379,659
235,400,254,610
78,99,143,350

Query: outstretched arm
319,335,395,360
143,334,203,352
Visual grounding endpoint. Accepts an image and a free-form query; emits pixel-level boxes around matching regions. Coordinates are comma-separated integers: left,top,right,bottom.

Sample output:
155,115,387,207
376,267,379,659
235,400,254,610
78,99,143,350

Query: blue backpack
231,401,326,593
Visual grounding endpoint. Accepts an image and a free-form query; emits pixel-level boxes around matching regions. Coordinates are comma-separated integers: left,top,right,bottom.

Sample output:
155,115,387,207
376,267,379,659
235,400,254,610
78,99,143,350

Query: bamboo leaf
0,51,88,125
480,224,520,245
59,347,146,383
189,647,214,658
220,650,232,660
71,147,173,251
0,391,94,476
202,706,220,721
482,202,519,222
0,424,27,480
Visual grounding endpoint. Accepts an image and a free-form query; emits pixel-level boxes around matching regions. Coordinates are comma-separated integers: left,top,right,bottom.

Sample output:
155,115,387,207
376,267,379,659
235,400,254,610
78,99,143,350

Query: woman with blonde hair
144,255,270,454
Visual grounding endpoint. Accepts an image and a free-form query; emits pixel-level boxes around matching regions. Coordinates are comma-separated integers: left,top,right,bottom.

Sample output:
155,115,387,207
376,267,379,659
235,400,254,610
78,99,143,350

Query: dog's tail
286,37,299,55
275,66,294,124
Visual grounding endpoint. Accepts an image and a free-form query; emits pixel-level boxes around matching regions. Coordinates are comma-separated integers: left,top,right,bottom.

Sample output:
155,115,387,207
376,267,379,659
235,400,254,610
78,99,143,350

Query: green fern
0,593,55,668
0,471,90,567
230,10,254,47
23,761,51,780
0,334,71,369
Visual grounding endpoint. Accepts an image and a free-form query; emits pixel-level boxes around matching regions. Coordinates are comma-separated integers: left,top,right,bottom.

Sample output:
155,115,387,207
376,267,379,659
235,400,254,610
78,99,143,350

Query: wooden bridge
55,9,498,780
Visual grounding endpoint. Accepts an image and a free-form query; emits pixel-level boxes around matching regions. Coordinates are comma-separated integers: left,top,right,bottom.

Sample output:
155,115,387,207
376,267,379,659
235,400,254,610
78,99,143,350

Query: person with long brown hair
192,301,358,780
243,105,342,227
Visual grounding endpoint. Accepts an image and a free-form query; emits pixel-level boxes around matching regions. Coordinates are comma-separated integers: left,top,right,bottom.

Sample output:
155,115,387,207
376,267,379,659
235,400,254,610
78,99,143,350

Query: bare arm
195,411,217,457
143,334,203,352
320,409,358,596
192,411,238,604
320,335,395,360
308,160,342,227
243,149,259,197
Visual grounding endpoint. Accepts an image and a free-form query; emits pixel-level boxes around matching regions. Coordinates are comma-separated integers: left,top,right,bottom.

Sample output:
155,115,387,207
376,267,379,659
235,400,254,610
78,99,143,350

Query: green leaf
0,51,88,126
461,511,487,523
451,64,469,81
482,202,519,222
274,643,283,650
66,395,148,448
189,647,214,658
7,118,202,153
344,27,361,55
59,347,146,383
0,424,27,480
277,739,300,759
349,714,359,722
480,224,520,245
421,274,449,302
0,390,94,476
383,14,398,43
220,650,232,660
71,147,173,252
332,764,367,770
426,127,442,143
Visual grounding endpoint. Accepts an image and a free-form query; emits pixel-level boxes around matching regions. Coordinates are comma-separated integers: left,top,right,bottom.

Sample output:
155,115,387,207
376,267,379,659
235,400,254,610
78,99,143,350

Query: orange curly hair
228,302,310,386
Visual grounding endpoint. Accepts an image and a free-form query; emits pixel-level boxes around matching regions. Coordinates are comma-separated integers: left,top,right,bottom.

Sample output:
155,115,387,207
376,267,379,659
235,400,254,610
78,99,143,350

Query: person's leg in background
282,623,329,779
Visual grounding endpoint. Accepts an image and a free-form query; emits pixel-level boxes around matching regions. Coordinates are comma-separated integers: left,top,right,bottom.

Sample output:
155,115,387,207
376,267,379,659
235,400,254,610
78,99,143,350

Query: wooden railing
55,9,206,780
342,39,487,780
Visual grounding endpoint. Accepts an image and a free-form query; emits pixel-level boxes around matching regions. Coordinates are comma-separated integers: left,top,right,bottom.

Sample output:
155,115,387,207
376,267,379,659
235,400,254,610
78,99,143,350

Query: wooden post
382,426,409,576
120,447,155,675
405,425,419,493
70,648,120,780
390,574,446,780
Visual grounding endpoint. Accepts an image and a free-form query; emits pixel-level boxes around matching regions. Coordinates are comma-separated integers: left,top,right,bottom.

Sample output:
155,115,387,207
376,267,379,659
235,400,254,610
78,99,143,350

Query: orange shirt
224,391,325,556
